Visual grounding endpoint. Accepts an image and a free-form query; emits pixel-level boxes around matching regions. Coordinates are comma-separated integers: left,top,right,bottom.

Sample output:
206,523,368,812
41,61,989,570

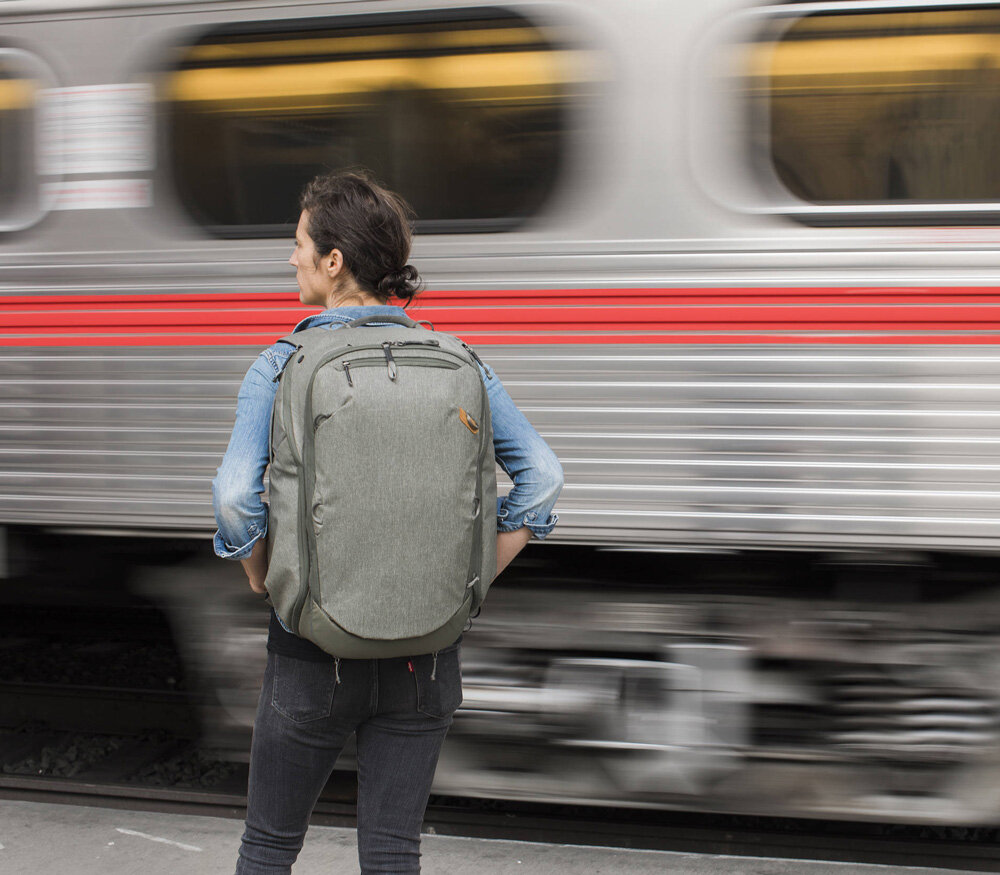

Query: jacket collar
291,304,408,334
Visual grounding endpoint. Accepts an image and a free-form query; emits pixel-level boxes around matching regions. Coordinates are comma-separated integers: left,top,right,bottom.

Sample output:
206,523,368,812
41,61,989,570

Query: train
3,0,1000,823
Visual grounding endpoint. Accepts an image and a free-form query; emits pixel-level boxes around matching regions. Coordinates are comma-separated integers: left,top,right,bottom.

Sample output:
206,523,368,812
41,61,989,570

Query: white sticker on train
38,84,154,176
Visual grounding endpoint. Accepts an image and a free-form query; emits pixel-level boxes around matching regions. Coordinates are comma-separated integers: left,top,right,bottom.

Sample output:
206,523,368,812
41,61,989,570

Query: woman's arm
212,344,294,589
480,362,564,572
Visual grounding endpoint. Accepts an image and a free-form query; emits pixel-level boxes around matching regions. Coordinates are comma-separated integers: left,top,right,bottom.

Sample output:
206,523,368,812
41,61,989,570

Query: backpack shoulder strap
277,323,351,350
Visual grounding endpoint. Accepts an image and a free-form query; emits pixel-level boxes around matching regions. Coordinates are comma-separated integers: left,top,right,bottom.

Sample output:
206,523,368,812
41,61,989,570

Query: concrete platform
0,799,974,874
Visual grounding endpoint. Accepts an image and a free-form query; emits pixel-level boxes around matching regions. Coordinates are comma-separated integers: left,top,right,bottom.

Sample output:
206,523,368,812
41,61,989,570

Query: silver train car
3,0,1000,823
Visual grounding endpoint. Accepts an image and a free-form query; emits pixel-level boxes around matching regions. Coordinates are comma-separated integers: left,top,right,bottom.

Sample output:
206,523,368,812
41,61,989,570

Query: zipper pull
461,341,491,378
382,342,398,381
343,361,354,387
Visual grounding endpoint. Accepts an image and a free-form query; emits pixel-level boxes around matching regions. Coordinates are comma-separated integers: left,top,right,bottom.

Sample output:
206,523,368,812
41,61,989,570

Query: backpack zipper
340,357,458,368
461,341,491,377
337,356,459,383
382,342,398,381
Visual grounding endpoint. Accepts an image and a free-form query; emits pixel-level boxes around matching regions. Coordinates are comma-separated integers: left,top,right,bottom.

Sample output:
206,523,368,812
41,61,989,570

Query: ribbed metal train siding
2,344,999,550
0,348,241,533
494,345,1000,549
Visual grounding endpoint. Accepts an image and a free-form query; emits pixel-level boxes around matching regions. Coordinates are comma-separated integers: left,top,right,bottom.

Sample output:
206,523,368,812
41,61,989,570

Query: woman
212,170,564,875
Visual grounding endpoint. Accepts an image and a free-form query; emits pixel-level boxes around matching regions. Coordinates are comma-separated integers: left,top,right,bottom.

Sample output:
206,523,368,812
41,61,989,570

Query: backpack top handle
343,314,425,330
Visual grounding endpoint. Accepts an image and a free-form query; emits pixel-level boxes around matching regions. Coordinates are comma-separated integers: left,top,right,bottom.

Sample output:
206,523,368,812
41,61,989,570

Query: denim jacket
212,305,564,560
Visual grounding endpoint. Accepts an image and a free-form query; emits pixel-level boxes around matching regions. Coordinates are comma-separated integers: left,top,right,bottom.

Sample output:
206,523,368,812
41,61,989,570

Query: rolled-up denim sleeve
480,363,564,540
212,346,289,559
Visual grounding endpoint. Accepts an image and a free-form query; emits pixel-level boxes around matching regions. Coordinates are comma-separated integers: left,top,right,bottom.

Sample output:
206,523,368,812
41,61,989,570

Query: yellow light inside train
185,27,553,62
0,78,36,111
766,34,1000,81
753,10,1000,85
166,50,592,105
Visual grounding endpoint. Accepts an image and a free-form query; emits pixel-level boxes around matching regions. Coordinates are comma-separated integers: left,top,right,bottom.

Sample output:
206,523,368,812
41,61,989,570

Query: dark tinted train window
0,54,38,227
164,9,594,236
752,7,1000,207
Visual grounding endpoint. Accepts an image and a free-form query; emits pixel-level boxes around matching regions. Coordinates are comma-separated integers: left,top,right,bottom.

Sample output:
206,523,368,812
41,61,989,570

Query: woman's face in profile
289,211,330,306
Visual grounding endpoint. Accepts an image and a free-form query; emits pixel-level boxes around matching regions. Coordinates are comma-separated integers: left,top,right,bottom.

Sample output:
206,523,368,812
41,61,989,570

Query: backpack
263,313,498,658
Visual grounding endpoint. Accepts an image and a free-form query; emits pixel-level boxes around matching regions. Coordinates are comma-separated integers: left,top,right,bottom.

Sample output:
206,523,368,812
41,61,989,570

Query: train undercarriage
9,532,998,825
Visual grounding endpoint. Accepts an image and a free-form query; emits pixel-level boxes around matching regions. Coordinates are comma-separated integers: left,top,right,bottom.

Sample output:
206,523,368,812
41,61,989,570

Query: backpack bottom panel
297,590,471,659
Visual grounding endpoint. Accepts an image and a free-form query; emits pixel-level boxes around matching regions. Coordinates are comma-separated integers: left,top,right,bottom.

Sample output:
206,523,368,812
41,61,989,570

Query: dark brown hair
299,170,421,303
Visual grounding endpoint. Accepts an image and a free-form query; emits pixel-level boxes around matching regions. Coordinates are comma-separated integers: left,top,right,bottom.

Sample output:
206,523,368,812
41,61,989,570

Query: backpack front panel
308,353,483,638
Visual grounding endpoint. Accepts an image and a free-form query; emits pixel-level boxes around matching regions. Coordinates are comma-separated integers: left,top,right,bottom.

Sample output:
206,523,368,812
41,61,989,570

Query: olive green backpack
263,313,497,658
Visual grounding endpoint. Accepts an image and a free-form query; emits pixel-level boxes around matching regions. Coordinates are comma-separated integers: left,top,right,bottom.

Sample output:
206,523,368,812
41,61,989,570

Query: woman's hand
240,539,270,594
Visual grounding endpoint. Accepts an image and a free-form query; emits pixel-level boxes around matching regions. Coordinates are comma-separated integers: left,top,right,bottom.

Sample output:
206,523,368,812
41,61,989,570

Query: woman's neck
325,288,386,309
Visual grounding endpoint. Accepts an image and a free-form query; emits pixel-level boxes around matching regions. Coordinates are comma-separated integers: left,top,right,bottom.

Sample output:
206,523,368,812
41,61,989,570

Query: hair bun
378,264,422,300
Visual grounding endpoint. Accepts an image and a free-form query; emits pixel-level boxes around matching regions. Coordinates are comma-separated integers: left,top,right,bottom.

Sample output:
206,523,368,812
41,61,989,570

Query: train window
748,6,1000,220
0,51,44,230
163,9,593,236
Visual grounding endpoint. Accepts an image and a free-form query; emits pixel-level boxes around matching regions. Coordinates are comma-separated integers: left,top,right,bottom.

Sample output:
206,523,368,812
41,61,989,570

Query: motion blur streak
3,0,1000,828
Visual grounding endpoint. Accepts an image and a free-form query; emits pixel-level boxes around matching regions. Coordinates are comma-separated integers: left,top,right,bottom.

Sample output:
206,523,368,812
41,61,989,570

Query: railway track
1,713,1000,872
3,631,1000,872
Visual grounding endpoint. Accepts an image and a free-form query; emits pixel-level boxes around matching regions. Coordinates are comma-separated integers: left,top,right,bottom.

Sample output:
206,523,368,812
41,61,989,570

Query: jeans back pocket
412,643,463,719
271,654,339,723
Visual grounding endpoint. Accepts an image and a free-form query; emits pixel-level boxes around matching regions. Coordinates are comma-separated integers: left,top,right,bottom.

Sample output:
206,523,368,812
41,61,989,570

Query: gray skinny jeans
235,643,462,874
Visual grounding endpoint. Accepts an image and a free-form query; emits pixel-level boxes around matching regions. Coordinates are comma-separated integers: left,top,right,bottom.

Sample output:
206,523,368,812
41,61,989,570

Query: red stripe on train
3,288,1000,346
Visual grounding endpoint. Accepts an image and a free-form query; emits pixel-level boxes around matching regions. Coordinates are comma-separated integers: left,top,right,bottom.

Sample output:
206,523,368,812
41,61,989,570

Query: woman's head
289,170,421,308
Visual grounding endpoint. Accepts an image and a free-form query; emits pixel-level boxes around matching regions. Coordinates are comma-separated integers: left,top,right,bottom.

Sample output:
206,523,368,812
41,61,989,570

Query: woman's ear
325,248,345,280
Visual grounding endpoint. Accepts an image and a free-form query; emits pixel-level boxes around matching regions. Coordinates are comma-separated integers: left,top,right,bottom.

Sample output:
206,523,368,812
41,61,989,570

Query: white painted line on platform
428,832,957,871
115,828,202,852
